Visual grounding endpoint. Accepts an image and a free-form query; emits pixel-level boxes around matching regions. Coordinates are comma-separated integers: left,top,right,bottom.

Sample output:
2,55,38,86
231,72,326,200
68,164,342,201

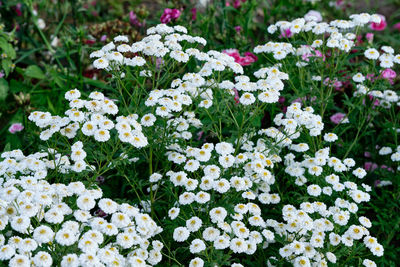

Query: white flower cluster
0,147,87,181
272,103,324,137
266,13,381,37
353,83,400,109
91,24,245,76
0,178,162,266
364,46,400,68
144,65,288,120
28,89,148,148
377,145,400,171
162,101,382,264
276,202,383,266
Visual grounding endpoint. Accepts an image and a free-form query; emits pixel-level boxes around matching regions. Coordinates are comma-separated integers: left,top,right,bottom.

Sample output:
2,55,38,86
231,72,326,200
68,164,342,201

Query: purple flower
100,35,107,42
330,113,346,124
9,123,24,134
234,26,242,34
364,162,378,172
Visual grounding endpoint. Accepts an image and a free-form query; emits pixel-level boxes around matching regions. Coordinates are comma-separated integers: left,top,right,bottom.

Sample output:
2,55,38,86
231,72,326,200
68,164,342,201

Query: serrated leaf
1,58,12,76
0,37,16,59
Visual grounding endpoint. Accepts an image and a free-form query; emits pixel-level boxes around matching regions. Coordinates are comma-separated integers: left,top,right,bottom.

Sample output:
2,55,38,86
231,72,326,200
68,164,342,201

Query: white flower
173,227,190,242
93,57,109,69
186,217,203,232
364,48,379,60
324,132,338,142
189,257,204,267
240,93,256,105
353,73,365,83
168,207,180,220
150,173,162,183
352,167,367,178
307,184,321,196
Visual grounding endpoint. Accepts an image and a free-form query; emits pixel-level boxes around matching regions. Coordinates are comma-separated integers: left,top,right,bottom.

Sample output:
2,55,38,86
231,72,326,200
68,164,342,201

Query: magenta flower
191,8,197,21
9,123,24,134
280,28,293,38
160,8,181,24
370,15,387,31
394,22,400,31
15,3,22,16
234,26,242,34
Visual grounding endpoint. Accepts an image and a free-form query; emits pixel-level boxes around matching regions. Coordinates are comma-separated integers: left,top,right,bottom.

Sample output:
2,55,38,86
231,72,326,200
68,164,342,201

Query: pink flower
160,8,181,24
223,49,240,60
381,68,396,80
129,11,142,27
242,52,258,65
365,33,374,43
233,88,240,104
222,49,257,66
370,15,387,31
330,113,346,124
394,22,400,31
9,123,24,134
233,0,246,8
100,35,107,42
364,151,371,158
197,131,204,141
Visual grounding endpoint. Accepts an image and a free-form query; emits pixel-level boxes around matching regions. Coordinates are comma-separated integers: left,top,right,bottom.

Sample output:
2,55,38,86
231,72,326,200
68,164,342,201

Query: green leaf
82,77,112,90
1,58,12,76
0,37,16,59
9,79,28,93
0,78,9,102
25,65,45,79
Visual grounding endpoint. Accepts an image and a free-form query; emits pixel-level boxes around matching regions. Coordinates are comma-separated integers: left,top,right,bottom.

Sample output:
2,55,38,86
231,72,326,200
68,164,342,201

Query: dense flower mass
0,156,163,266
1,7,397,266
